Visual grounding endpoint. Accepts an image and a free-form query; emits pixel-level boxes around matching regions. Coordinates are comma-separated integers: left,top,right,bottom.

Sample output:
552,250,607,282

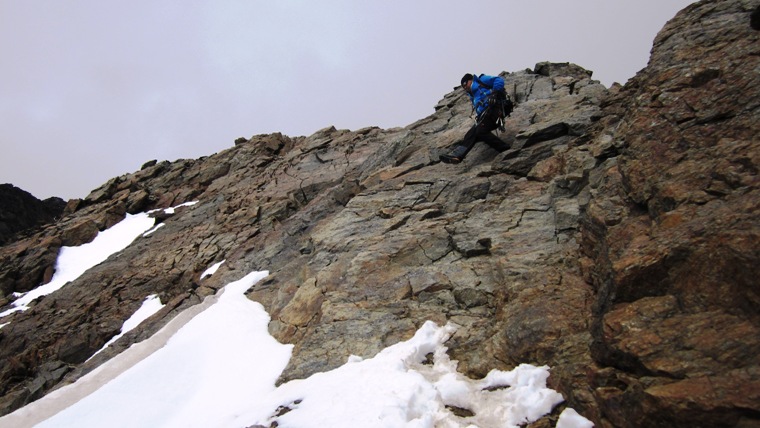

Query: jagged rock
0,1,756,426
0,184,65,245
579,1,760,425
59,219,99,247
140,159,158,170
534,62,594,81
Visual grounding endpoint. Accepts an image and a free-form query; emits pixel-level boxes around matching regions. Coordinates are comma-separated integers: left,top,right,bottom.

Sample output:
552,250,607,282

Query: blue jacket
469,74,505,117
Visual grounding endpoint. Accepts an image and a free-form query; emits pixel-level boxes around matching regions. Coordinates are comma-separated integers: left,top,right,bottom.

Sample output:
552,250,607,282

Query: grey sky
1,0,695,200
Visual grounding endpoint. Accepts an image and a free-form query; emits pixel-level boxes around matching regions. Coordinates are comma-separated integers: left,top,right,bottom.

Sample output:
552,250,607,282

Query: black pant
449,108,509,159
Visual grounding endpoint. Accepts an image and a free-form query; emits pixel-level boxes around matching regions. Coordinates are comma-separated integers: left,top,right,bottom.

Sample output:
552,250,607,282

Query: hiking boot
439,154,463,164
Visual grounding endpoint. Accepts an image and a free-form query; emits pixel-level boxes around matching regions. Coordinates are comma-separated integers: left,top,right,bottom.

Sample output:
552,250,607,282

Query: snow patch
238,321,568,428
0,201,200,320
88,294,165,361
200,259,225,279
160,201,198,215
142,223,165,237
32,271,291,428
0,213,156,318
557,408,595,428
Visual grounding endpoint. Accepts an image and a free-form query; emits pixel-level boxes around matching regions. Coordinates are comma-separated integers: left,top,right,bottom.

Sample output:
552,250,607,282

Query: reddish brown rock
581,0,760,426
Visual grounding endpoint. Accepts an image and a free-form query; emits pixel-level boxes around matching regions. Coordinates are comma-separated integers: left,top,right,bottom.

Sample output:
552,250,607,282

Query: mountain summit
0,1,758,426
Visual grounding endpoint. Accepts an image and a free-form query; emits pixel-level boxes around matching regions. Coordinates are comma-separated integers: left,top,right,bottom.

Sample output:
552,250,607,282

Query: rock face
0,184,65,246
0,0,757,426
579,1,760,426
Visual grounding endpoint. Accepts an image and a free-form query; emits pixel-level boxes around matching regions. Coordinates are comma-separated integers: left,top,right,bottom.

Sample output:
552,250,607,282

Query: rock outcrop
0,0,757,426
0,184,65,246
579,1,760,425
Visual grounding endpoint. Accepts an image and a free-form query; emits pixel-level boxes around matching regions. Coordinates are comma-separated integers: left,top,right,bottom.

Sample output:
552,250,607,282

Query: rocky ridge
0,1,757,426
0,184,65,246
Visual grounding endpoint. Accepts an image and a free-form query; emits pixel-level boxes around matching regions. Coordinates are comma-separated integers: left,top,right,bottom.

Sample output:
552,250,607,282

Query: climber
439,73,513,164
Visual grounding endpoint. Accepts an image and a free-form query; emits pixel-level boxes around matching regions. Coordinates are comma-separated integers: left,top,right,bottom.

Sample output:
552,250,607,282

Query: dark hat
460,73,474,86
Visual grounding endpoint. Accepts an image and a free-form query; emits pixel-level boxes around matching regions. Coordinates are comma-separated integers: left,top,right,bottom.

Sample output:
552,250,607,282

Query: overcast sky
1,0,696,200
